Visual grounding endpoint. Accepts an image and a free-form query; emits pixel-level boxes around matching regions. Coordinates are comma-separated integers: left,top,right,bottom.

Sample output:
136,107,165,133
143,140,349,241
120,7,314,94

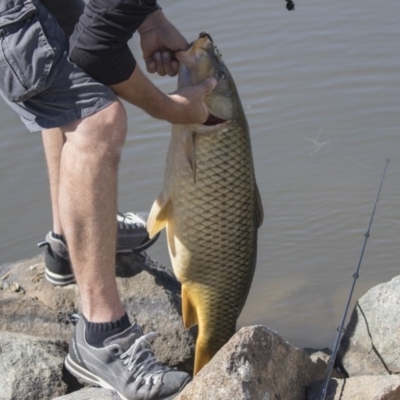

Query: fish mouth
177,33,228,126
176,34,214,67
203,114,227,126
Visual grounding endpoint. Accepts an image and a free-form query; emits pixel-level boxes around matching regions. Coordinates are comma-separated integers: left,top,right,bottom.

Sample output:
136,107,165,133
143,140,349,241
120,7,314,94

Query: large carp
147,32,264,375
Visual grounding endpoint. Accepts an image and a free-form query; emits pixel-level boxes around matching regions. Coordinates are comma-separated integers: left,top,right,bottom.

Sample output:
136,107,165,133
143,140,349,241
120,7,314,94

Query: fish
147,32,264,375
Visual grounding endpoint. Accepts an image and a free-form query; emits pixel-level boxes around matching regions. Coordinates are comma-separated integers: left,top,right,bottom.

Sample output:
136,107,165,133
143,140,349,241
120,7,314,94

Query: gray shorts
0,0,117,132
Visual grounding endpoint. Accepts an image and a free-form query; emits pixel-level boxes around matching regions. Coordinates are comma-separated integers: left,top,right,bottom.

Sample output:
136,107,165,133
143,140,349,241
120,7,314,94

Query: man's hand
138,10,188,77
113,10,217,125
167,78,217,124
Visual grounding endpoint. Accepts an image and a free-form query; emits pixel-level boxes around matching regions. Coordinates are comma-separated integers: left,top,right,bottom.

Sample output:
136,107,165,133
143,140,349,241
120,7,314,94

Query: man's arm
111,9,216,124
69,2,214,124
110,63,215,124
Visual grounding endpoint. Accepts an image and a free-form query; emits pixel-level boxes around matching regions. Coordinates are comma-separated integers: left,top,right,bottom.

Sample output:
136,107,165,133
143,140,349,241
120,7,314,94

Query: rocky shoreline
1,254,399,399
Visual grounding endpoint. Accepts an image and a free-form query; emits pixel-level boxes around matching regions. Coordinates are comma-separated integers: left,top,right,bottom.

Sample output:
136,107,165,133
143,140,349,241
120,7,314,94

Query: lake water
1,0,399,350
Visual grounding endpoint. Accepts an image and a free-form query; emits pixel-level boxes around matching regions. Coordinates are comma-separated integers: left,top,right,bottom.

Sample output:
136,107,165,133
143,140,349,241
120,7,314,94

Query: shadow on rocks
307,378,342,400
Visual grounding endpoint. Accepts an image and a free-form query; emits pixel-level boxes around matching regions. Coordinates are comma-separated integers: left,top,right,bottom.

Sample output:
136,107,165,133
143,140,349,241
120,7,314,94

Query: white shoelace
120,332,169,385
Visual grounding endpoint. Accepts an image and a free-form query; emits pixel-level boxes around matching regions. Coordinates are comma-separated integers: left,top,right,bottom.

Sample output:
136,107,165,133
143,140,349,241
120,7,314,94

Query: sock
83,313,131,348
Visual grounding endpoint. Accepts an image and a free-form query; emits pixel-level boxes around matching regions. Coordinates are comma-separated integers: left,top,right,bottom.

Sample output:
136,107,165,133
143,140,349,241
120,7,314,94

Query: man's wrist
137,9,164,34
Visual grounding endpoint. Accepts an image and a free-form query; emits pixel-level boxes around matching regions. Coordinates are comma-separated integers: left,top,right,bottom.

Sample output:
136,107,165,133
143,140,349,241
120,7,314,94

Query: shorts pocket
0,13,61,102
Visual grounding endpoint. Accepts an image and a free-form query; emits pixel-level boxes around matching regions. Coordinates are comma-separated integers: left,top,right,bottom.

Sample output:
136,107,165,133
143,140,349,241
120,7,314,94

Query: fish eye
218,71,227,80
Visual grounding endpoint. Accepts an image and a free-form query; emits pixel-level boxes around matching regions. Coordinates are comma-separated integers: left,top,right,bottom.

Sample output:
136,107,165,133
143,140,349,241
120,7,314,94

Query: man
0,0,216,398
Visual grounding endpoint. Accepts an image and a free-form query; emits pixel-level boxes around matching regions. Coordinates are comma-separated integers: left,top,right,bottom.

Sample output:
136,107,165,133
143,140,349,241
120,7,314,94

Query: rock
0,256,78,342
3,253,400,400
336,275,400,377
54,387,120,400
176,325,325,400
303,348,345,380
0,253,195,374
0,332,68,400
308,375,400,400
116,253,195,372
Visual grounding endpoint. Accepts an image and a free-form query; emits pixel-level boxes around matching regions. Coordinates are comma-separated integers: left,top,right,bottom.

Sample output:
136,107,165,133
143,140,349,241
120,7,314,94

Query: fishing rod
318,158,390,400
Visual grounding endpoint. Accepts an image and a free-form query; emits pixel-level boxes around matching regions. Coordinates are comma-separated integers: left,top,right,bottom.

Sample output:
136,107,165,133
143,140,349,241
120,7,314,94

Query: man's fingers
161,52,177,77
200,78,217,122
152,52,166,76
146,52,180,77
145,60,157,74
171,60,179,75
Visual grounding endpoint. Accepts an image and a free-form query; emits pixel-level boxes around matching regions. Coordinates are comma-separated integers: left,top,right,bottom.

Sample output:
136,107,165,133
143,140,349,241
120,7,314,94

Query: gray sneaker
65,316,191,400
38,212,160,286
116,212,160,254
39,231,74,286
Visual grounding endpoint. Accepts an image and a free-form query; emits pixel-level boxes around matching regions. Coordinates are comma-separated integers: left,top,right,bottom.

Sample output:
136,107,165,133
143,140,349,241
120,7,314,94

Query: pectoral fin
182,131,196,183
165,216,177,258
255,183,264,228
147,192,171,239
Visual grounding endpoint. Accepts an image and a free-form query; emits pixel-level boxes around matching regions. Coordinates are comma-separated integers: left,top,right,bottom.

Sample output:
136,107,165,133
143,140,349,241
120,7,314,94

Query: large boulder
176,325,326,400
308,375,400,400
336,275,400,377
0,332,68,400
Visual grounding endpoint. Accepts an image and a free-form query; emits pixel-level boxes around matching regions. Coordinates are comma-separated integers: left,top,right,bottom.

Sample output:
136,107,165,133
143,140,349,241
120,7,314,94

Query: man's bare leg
59,100,127,322
42,128,65,236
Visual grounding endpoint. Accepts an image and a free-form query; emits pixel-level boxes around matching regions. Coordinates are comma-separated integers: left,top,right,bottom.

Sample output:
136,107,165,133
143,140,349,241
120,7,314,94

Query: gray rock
54,387,120,400
3,254,400,400
337,275,400,376
0,332,68,400
308,375,400,400
0,256,78,342
303,348,345,380
116,253,195,372
176,325,325,400
0,253,195,374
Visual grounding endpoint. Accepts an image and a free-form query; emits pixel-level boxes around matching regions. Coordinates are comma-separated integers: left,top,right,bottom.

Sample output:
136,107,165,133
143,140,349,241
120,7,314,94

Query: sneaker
39,231,74,286
65,316,191,400
37,212,160,286
116,212,160,254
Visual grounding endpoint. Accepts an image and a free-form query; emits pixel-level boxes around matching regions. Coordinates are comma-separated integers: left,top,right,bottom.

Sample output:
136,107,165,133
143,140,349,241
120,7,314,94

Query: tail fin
193,341,215,375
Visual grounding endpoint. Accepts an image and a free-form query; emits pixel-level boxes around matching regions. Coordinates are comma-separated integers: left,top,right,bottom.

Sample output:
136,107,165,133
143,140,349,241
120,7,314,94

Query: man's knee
96,99,127,145
63,100,127,160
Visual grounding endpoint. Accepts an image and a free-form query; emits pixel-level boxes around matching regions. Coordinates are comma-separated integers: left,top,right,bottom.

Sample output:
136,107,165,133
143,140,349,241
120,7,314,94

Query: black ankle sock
83,313,131,348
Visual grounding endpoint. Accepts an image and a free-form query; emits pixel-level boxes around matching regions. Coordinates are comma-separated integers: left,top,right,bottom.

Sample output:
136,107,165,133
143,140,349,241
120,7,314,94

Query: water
1,0,399,350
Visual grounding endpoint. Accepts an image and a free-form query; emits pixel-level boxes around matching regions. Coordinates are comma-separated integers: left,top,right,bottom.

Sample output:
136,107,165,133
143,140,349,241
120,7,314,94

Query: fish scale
147,33,263,375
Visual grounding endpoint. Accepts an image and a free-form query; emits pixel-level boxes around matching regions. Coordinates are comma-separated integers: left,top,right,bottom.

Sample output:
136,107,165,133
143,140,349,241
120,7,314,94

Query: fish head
176,32,242,124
